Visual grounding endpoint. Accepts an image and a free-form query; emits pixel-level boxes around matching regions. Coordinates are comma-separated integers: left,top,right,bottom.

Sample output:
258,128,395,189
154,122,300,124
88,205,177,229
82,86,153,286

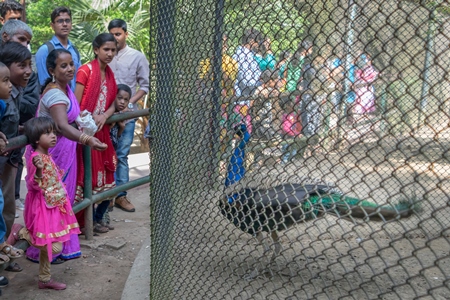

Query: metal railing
3,108,151,245
149,0,450,298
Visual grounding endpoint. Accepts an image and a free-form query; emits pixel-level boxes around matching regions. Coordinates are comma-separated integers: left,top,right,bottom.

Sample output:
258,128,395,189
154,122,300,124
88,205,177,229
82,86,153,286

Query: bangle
34,174,42,180
78,133,91,145
85,135,92,146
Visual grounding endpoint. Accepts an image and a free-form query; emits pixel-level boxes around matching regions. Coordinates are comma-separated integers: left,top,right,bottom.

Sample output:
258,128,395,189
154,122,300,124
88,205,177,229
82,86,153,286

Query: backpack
44,41,80,63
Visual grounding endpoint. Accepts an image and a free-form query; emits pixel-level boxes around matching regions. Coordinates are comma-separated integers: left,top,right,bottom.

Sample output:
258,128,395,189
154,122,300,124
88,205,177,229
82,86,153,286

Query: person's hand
118,120,126,129
93,113,108,132
87,136,108,151
18,125,24,134
0,131,8,154
32,154,44,169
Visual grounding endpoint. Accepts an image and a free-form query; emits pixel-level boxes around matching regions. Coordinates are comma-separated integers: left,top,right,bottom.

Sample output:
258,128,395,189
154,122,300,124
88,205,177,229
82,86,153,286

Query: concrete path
121,152,151,299
121,236,150,300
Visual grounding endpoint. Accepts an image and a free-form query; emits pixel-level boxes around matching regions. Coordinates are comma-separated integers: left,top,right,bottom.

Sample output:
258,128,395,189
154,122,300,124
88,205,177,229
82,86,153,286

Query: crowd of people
0,1,149,291
200,28,379,162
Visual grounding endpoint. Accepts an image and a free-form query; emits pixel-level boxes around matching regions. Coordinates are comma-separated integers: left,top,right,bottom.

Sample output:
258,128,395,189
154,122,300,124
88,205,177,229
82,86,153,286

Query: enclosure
149,0,450,298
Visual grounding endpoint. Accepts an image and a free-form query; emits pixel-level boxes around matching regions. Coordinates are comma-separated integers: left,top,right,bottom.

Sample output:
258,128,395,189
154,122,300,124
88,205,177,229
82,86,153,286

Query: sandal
6,223,24,245
51,257,66,265
0,242,24,258
5,262,23,272
78,228,99,237
0,253,9,265
93,223,109,234
100,221,114,230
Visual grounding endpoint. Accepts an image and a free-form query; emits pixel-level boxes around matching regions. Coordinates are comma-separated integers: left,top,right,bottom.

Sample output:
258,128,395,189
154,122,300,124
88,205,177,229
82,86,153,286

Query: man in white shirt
233,28,263,97
108,19,149,213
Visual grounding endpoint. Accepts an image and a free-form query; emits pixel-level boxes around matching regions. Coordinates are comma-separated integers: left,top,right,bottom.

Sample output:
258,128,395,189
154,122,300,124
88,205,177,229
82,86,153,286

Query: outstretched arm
49,104,107,151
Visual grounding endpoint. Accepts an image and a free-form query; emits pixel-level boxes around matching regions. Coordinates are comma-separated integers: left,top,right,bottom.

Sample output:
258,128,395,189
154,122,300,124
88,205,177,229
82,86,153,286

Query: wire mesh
149,0,450,299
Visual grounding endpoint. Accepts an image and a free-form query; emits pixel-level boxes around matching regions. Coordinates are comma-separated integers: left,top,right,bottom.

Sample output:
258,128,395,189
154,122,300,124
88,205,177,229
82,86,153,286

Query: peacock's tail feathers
307,194,420,222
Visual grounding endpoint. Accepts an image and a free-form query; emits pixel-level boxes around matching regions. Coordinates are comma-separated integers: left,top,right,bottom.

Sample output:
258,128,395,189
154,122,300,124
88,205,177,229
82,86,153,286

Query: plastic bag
76,110,98,136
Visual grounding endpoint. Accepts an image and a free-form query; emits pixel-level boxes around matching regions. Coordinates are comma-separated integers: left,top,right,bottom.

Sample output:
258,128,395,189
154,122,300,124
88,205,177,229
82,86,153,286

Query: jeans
115,119,135,198
300,93,323,137
94,200,111,223
281,141,297,164
330,91,342,113
0,189,5,243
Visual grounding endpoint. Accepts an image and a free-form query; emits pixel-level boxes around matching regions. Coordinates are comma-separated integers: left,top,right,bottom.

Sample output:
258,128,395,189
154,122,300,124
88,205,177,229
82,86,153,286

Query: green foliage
26,0,149,63
26,0,71,52
67,0,149,63
224,1,307,55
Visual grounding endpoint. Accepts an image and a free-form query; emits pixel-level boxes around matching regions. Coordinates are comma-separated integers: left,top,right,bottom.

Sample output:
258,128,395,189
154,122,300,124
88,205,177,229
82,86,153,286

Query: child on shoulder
15,117,81,290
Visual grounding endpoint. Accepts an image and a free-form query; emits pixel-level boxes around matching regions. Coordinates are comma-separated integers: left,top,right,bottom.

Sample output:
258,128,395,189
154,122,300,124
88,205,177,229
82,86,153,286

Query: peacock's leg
256,232,271,254
243,232,278,281
270,231,282,262
242,233,265,281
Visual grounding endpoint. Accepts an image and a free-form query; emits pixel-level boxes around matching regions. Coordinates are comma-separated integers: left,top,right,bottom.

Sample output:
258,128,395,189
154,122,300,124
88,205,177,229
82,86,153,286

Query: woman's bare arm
75,83,85,104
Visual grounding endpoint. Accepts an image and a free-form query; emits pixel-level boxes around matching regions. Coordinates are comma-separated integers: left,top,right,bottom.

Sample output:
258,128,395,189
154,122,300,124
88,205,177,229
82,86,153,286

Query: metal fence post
151,0,176,298
82,145,94,240
417,8,436,130
209,0,225,187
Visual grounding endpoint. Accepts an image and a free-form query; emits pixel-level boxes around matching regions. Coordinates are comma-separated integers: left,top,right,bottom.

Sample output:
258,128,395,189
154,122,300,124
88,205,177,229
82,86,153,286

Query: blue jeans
0,189,6,243
115,120,135,198
281,142,297,164
94,200,111,223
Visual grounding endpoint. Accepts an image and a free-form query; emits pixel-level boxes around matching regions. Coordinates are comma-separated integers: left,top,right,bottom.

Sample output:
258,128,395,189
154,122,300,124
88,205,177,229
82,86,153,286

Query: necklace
44,82,68,96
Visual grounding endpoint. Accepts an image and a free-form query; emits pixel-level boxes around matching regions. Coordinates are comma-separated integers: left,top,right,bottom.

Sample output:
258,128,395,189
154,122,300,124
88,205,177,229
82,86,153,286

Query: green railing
3,108,151,247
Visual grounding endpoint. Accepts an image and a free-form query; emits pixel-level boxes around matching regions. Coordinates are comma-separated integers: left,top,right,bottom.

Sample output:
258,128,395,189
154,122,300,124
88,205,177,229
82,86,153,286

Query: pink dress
282,112,302,137
354,66,378,114
24,151,81,261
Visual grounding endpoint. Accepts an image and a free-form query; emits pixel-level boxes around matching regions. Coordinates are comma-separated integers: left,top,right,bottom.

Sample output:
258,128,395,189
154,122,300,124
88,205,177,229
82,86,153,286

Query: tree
224,0,307,54
66,0,149,62
26,0,149,63
26,0,70,52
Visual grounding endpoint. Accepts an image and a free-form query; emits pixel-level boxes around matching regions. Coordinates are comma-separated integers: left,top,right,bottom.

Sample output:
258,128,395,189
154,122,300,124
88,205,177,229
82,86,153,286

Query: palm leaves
66,0,149,63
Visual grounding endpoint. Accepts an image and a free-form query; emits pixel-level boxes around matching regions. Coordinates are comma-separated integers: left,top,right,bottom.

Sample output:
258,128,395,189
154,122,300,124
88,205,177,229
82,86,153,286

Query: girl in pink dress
18,117,81,290
280,100,302,164
354,54,378,114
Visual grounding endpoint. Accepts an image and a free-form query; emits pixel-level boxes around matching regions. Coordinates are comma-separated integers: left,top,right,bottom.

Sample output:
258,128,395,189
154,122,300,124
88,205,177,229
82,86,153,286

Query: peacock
219,124,419,278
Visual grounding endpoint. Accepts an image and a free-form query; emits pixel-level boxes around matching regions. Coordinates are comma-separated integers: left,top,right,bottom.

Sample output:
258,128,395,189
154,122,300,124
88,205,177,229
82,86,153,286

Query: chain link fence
149,0,450,298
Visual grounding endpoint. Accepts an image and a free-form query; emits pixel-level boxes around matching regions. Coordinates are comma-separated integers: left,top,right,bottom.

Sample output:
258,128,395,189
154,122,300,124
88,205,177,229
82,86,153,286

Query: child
0,0,23,24
0,61,15,288
110,84,131,150
0,42,32,247
16,117,81,290
280,99,302,164
0,62,10,117
105,84,131,218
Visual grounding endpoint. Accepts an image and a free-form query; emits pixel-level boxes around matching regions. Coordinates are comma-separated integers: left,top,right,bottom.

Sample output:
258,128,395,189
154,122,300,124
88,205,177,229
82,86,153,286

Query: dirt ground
147,120,450,299
0,182,150,300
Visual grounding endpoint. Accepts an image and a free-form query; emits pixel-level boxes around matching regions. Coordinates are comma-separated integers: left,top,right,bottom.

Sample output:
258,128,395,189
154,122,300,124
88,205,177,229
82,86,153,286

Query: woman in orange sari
74,33,118,234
